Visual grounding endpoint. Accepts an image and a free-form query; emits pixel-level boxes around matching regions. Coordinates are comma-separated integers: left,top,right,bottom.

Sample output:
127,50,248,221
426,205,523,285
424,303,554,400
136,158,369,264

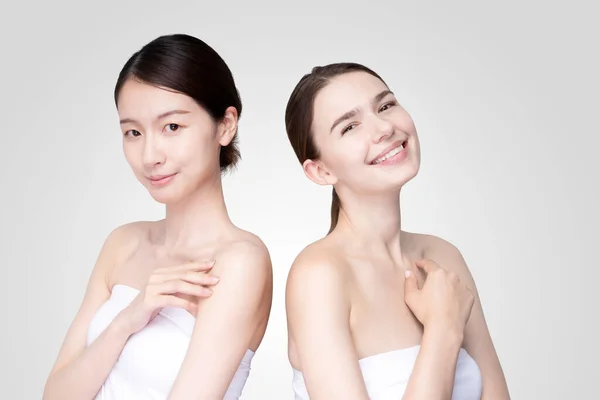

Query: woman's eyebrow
119,109,191,125
329,90,395,134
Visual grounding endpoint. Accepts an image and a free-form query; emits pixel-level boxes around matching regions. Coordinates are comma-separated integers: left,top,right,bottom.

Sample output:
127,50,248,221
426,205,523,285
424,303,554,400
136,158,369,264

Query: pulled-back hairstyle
284,63,388,233
114,34,242,173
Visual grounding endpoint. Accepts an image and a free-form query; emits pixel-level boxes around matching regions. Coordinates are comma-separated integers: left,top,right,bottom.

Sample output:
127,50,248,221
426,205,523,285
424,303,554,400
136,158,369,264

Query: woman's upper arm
286,255,370,400
48,225,131,376
168,240,272,399
426,236,511,399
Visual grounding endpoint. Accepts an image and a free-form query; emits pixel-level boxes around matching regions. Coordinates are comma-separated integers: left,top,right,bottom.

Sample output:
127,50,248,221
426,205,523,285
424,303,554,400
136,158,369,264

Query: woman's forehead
117,80,199,119
312,72,388,131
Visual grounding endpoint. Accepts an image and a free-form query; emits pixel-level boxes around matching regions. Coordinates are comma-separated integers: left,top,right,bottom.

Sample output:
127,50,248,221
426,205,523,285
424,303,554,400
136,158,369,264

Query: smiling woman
116,78,231,203
42,34,273,400
284,63,510,399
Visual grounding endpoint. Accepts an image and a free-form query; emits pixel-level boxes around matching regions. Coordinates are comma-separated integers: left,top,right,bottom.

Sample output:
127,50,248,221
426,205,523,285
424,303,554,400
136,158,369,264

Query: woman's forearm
43,319,132,400
402,326,463,400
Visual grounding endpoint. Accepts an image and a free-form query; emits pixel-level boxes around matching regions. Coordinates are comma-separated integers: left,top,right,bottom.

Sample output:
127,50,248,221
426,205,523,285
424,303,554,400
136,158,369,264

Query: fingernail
405,270,411,278
210,276,220,283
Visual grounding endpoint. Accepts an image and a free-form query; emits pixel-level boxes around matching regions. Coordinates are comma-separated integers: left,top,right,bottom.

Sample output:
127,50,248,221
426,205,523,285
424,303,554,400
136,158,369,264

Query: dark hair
114,34,242,173
284,63,387,234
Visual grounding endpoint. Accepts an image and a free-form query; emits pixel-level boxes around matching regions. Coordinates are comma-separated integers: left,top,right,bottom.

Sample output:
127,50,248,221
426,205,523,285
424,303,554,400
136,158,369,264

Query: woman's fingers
156,279,213,298
155,294,198,314
153,260,215,275
414,258,440,274
404,270,420,306
140,261,218,316
159,270,220,287
404,270,419,293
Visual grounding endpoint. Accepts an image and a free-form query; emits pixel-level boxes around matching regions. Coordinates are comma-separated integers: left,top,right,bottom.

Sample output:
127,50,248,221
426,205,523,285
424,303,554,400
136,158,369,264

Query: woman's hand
115,260,219,335
404,258,474,337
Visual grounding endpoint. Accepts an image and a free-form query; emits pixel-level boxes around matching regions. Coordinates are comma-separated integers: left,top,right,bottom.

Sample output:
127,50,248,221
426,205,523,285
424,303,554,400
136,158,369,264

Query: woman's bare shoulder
287,237,349,293
295,234,345,264
218,228,270,260
285,237,352,342
411,232,463,259
109,220,154,237
400,230,461,257
99,221,157,279
404,231,475,284
210,228,272,283
106,221,155,253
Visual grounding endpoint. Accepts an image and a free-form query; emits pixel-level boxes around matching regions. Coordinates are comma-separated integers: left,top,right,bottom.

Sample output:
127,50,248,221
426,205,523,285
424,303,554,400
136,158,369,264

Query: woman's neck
335,189,405,264
161,177,232,250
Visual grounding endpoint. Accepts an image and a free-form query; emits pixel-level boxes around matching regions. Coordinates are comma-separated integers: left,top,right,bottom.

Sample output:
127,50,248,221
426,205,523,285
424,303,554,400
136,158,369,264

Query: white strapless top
292,345,482,399
86,284,255,400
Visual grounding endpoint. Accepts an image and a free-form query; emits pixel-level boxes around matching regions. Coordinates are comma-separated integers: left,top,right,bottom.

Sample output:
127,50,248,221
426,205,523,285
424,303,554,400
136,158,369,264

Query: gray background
1,0,598,398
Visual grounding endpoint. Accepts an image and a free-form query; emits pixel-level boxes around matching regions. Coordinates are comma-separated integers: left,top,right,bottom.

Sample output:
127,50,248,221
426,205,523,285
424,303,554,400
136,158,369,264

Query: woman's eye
124,130,141,137
379,101,396,112
341,123,357,135
166,123,180,132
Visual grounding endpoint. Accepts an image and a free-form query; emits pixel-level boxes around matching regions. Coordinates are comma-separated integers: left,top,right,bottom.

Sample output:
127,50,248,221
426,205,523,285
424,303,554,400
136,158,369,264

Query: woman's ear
218,106,239,146
302,159,338,186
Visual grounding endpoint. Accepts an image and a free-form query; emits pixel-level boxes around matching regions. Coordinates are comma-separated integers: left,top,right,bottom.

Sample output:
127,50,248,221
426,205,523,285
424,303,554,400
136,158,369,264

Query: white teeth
372,143,405,164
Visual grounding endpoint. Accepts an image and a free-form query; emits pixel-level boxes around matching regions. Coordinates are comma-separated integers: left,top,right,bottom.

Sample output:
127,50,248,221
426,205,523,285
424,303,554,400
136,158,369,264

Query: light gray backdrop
1,0,598,399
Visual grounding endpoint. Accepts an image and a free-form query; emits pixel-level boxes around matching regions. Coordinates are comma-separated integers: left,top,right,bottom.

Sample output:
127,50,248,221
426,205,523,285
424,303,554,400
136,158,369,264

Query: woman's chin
385,163,420,190
146,188,184,205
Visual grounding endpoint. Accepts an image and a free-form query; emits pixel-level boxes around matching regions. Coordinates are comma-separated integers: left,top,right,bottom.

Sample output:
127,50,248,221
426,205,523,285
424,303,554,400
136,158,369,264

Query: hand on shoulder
193,231,273,321
414,234,511,398
417,233,477,291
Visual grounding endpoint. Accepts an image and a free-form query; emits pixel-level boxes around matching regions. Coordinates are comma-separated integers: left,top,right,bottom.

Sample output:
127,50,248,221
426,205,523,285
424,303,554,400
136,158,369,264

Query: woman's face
306,71,421,196
117,79,235,204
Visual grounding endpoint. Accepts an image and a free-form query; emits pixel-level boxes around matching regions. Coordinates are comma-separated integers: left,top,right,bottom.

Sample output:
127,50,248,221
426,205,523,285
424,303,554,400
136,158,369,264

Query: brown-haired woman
284,63,509,399
43,34,273,400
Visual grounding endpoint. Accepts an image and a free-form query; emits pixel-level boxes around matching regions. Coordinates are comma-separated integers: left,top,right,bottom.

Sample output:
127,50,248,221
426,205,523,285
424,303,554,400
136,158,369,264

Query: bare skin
43,78,273,400
44,221,272,400
287,228,508,399
286,70,510,399
110,220,272,353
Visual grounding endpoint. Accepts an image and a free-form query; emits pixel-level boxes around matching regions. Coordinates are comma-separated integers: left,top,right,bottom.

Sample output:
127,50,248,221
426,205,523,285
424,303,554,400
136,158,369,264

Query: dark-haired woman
284,63,509,399
43,34,273,400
